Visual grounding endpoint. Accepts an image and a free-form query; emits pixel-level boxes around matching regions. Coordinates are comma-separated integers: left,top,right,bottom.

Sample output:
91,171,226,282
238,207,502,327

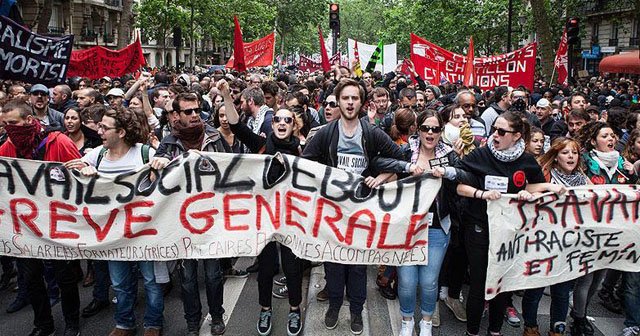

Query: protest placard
485,185,640,299
411,33,536,91
0,15,73,86
0,152,440,265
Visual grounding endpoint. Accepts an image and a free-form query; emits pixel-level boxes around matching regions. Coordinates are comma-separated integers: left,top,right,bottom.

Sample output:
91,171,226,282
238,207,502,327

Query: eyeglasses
419,125,442,133
273,116,293,124
324,101,337,108
491,126,518,136
97,123,117,131
180,107,202,115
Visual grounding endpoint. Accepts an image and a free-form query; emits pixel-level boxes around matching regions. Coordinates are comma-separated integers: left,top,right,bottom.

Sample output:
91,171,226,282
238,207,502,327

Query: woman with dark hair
389,107,416,145
569,121,637,336
374,109,460,336
526,127,545,158
64,107,101,155
441,105,476,158
522,137,589,336
218,80,305,336
209,102,243,152
452,111,564,336
622,128,640,164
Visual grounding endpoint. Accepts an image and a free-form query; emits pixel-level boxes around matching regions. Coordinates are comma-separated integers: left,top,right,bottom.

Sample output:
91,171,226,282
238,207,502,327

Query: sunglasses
491,126,518,136
273,116,293,124
180,107,202,115
324,101,337,108
419,125,442,133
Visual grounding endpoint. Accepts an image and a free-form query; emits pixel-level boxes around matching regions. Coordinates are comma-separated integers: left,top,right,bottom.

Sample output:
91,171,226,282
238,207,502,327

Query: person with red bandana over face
0,99,81,336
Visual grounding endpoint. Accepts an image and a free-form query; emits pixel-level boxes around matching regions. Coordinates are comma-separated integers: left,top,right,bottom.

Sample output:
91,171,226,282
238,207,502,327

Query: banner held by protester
0,152,440,265
66,39,145,79
0,15,74,86
411,33,536,91
485,185,640,300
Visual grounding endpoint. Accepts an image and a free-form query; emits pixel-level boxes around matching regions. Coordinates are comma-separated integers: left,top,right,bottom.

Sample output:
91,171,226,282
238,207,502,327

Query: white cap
106,88,125,98
536,98,550,108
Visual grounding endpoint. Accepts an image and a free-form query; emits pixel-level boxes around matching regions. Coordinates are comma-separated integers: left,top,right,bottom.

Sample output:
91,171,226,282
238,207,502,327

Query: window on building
610,22,619,39
591,22,599,43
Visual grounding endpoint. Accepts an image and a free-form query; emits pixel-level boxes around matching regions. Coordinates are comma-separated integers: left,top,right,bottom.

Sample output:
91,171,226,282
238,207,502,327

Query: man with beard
303,79,405,335
51,85,77,113
480,86,511,136
240,87,273,137
29,84,65,132
0,99,81,336
76,88,99,109
549,93,590,141
149,92,228,335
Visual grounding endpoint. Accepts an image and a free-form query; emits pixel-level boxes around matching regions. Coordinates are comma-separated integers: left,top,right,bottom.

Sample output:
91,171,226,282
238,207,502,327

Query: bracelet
481,191,486,199
473,190,479,199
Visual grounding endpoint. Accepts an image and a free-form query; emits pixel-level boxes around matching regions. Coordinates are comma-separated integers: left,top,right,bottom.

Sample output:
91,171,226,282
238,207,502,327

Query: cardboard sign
0,152,441,265
0,15,73,85
485,185,640,299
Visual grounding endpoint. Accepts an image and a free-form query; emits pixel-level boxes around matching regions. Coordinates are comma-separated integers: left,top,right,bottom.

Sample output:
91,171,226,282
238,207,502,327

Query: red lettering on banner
83,207,119,242
124,201,156,238
223,193,251,231
49,201,79,239
523,255,557,276
10,198,42,237
345,209,376,248
256,193,280,230
404,213,429,248
377,213,405,249
180,192,219,234
285,191,310,234
312,198,344,241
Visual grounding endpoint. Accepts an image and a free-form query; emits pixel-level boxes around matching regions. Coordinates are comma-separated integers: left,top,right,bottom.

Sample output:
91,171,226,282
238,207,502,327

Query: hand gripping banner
0,152,440,265
485,185,640,300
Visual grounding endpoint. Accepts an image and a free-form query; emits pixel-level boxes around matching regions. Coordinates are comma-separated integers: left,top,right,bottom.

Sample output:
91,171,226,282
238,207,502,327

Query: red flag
225,33,276,69
318,26,331,73
463,36,475,86
233,15,246,72
554,27,569,86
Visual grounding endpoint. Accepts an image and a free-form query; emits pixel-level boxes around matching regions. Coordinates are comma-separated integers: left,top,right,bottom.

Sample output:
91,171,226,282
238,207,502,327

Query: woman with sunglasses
453,112,564,336
218,80,305,336
570,121,637,336
521,137,588,336
370,110,460,336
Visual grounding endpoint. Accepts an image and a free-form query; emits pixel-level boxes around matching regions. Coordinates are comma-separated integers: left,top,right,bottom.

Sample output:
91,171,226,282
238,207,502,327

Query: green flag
365,40,384,73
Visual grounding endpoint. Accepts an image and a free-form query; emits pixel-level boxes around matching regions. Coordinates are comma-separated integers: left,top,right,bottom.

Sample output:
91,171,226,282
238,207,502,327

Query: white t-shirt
82,143,155,174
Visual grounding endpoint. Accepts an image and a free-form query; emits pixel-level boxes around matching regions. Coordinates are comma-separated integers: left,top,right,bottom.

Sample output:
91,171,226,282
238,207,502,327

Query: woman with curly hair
69,107,164,335
622,128,640,165
571,121,637,336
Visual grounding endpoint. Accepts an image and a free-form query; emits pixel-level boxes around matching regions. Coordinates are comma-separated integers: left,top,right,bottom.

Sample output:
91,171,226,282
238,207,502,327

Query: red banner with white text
298,54,341,72
67,39,146,79
410,33,536,91
226,33,275,69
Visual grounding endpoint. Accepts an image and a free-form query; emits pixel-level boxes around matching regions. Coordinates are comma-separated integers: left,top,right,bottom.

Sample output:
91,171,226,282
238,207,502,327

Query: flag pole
269,19,277,79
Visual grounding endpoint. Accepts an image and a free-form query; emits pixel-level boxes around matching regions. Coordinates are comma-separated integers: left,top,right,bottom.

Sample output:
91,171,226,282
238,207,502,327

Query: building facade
578,0,639,74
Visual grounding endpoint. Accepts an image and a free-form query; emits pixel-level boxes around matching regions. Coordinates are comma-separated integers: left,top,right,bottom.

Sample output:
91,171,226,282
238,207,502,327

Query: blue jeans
179,259,225,330
522,280,573,328
397,228,449,317
622,271,640,327
109,261,164,329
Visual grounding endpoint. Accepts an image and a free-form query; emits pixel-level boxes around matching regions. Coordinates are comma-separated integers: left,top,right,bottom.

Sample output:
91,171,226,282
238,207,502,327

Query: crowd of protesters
0,61,639,336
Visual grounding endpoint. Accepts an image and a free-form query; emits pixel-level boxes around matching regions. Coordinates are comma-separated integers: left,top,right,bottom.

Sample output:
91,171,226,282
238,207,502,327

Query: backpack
96,144,151,168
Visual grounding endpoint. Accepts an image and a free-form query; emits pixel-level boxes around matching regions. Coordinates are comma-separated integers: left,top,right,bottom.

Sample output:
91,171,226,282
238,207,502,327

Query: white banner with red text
0,152,440,265
485,185,640,300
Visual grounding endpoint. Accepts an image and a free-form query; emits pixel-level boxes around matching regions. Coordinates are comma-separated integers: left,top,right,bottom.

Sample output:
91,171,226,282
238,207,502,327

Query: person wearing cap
425,85,443,111
99,77,112,95
106,88,126,109
29,84,65,132
535,98,555,135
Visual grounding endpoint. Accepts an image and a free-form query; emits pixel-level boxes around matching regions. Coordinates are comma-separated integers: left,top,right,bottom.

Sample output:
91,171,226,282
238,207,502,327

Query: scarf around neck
248,105,271,135
172,120,205,150
5,119,45,159
550,168,588,187
591,149,620,179
487,135,526,162
408,135,453,165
